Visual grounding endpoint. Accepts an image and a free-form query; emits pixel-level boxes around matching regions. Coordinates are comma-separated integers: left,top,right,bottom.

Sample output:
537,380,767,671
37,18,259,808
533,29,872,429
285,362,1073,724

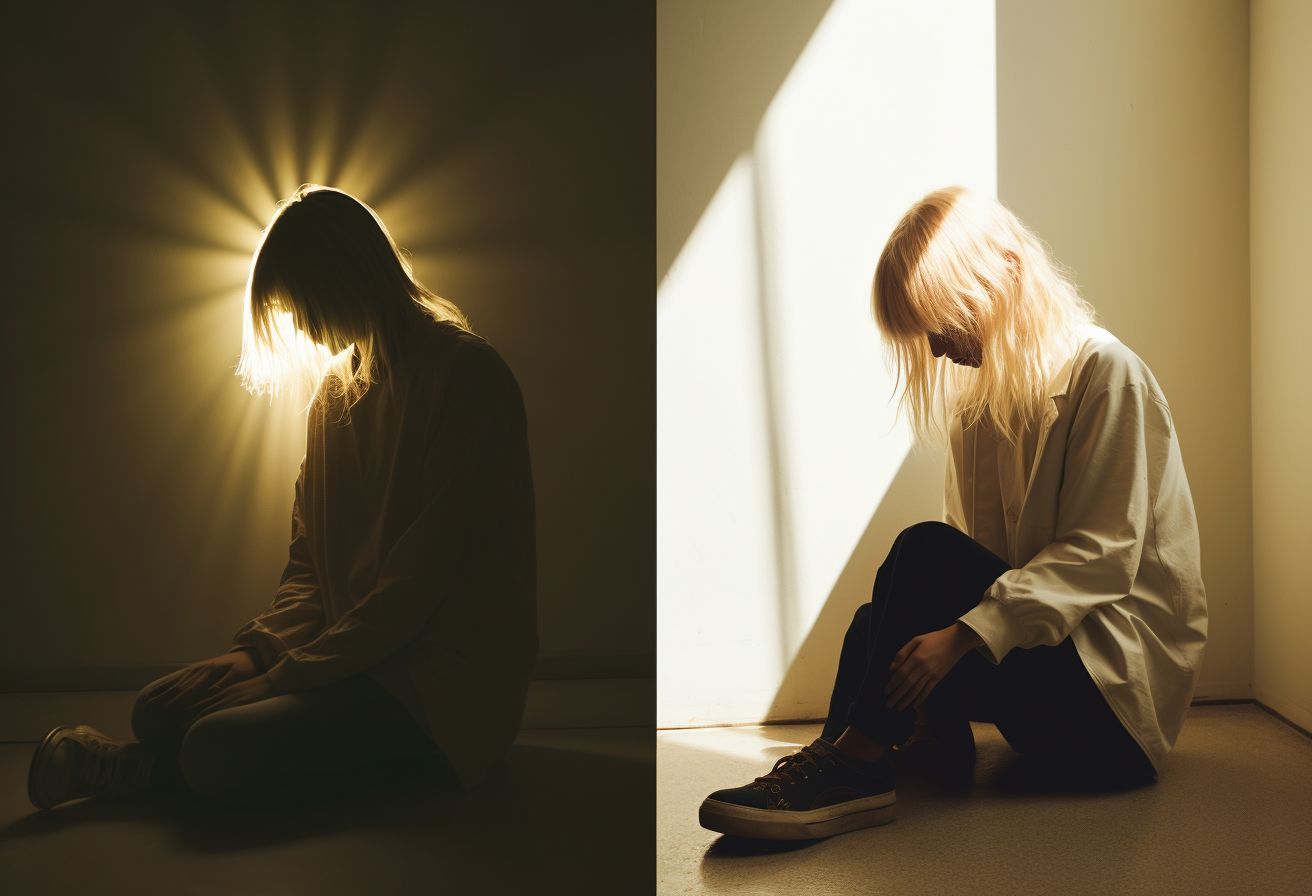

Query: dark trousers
132,670,456,805
820,520,1156,788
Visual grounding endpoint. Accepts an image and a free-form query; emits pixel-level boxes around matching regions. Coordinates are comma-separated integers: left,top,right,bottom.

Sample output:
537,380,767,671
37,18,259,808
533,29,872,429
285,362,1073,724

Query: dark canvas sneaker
28,725,157,810
698,737,896,840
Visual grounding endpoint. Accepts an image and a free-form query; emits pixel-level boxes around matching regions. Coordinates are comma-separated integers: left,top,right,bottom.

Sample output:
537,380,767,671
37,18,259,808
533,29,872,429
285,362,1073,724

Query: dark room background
0,1,653,713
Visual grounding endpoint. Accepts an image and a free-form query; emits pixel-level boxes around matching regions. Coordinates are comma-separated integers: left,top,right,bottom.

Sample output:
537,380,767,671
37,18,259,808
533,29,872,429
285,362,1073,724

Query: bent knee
131,691,184,749
178,712,250,801
899,519,956,540
895,520,960,554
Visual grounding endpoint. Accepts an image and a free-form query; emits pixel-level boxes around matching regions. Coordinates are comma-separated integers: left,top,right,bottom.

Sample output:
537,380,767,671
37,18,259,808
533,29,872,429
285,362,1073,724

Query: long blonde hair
237,184,471,412
872,186,1097,448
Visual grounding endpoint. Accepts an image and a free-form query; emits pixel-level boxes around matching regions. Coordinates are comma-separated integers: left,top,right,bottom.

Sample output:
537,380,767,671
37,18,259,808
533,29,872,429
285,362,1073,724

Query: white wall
659,0,997,727
1251,0,1312,732
660,0,1256,727
997,0,1252,701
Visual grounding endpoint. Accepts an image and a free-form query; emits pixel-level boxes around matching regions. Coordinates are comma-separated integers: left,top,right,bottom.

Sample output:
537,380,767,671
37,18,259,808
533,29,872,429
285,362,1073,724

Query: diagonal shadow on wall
765,442,945,723
658,0,835,284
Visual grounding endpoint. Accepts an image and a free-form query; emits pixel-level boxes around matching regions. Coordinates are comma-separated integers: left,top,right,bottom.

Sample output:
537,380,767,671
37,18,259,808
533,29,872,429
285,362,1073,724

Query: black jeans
132,670,457,805
820,520,1156,788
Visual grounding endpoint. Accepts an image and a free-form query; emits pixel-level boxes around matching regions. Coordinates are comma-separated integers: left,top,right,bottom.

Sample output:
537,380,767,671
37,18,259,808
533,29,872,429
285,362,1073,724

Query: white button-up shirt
950,323,1208,774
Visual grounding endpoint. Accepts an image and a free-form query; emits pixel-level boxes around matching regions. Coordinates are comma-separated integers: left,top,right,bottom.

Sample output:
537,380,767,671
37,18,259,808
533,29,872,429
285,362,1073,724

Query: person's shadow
699,739,1157,858
2,753,461,850
2,743,651,860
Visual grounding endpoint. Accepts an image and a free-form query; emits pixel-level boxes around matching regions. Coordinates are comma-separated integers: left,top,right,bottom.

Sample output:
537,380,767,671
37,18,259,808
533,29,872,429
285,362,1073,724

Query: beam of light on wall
80,20,451,650
658,0,997,727
658,156,783,725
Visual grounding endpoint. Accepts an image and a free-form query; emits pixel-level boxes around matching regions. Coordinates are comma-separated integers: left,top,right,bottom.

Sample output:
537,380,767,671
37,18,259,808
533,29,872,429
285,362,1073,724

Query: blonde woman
28,186,536,809
699,186,1207,840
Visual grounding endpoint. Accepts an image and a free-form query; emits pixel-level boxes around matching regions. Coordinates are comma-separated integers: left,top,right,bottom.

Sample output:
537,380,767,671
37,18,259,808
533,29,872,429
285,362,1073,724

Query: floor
658,704,1312,896
0,692,652,895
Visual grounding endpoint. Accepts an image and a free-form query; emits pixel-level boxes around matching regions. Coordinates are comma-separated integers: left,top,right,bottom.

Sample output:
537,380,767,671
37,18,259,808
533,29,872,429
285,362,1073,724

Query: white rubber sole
699,789,897,840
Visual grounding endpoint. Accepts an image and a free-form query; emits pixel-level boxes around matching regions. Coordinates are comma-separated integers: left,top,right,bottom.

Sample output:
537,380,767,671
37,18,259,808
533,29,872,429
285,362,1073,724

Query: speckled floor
0,691,652,895
658,704,1312,896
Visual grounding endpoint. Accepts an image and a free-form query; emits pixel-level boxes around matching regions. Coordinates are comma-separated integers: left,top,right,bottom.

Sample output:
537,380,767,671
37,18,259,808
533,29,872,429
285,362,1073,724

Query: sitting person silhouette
28,185,536,809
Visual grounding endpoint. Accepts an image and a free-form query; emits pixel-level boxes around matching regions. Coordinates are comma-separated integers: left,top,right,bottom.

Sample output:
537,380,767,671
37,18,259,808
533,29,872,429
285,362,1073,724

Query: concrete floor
0,692,652,895
658,704,1312,895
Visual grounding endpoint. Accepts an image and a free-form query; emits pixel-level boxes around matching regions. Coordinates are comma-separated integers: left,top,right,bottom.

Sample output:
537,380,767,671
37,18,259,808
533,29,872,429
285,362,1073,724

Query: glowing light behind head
112,11,443,614
235,210,343,409
237,302,341,406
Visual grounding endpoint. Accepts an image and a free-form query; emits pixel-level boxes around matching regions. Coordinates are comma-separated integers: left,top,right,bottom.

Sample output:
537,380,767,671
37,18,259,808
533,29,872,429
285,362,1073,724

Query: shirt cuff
264,656,301,695
957,597,1024,666
230,628,283,671
226,645,266,671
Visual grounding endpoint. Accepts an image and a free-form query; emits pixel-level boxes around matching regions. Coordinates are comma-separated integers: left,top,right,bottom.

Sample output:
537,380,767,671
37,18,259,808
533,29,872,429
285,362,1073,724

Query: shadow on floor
736,722,1157,796
4,755,460,851
662,711,1312,895
3,742,651,864
695,734,1160,857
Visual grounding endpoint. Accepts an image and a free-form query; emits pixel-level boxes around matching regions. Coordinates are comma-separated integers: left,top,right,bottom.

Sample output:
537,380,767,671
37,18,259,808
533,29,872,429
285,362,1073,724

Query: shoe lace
754,744,838,788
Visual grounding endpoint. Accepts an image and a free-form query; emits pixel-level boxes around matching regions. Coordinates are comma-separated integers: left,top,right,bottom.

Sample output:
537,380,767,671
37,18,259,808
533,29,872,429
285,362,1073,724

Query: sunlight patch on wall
659,156,783,725
658,0,997,727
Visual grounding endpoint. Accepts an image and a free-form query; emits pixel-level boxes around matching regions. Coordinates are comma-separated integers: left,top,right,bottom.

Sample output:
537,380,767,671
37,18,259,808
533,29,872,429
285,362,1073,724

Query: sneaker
698,737,896,840
27,725,157,810
890,712,976,792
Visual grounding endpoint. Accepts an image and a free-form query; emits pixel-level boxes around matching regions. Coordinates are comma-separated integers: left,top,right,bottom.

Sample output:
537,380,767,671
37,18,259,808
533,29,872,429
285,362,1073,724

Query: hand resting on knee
144,648,262,715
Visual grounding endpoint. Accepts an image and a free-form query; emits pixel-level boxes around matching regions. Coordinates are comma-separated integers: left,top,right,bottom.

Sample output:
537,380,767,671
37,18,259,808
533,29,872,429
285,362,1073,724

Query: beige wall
998,0,1253,700
1251,0,1312,732
0,4,652,685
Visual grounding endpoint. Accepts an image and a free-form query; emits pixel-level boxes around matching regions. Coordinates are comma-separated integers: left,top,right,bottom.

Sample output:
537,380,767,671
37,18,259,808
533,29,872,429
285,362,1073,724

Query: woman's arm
230,463,326,671
958,382,1172,665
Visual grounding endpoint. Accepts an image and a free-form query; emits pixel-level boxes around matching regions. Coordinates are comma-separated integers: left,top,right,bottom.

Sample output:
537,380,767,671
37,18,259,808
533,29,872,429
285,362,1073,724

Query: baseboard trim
522,678,653,729
1189,680,1253,702
660,681,1258,730
0,675,655,743
1251,684,1312,739
534,653,654,681
658,696,1312,742
0,653,655,694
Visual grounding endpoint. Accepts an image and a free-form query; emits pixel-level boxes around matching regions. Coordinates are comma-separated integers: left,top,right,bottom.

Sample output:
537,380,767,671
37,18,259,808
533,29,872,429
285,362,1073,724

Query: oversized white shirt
950,323,1208,774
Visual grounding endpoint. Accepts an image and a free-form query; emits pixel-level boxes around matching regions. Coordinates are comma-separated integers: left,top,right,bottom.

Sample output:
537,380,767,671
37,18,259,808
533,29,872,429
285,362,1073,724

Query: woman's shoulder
1070,324,1163,399
412,319,522,403
411,317,497,366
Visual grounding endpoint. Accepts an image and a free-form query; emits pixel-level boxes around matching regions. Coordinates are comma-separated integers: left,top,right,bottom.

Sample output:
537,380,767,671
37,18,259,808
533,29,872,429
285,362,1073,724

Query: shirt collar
1046,322,1101,399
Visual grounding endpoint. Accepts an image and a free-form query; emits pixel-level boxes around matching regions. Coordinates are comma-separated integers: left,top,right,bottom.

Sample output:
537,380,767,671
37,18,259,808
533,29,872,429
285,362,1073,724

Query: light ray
55,6,494,647
158,8,282,224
